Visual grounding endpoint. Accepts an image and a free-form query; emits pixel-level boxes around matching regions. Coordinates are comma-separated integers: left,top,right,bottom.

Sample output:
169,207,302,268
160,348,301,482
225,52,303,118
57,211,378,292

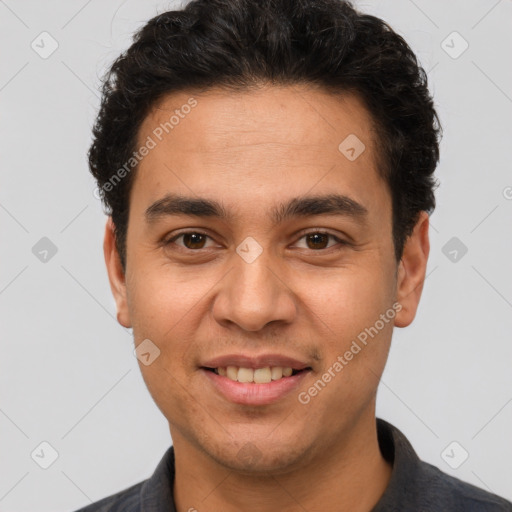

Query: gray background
1,0,511,510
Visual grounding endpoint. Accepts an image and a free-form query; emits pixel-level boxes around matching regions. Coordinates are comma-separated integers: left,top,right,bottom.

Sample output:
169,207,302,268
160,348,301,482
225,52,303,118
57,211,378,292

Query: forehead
132,84,389,223
139,84,378,158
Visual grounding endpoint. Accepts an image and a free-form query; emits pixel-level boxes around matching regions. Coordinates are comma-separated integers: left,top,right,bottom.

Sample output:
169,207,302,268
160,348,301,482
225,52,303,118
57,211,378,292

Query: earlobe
103,217,132,328
394,211,430,328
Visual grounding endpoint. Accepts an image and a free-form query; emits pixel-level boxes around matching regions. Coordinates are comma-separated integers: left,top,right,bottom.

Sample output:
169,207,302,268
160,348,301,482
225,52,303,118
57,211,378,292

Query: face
104,84,429,473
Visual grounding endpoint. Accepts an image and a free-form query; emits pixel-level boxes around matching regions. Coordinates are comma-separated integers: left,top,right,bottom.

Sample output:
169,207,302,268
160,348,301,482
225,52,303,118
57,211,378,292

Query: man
76,0,512,510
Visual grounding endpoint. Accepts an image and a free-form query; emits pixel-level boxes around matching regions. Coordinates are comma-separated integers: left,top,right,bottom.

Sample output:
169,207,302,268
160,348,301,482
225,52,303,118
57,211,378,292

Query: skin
104,84,430,512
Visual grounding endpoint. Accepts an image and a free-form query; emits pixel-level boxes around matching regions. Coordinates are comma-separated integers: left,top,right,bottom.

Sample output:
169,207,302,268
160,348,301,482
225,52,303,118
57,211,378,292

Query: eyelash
164,229,348,252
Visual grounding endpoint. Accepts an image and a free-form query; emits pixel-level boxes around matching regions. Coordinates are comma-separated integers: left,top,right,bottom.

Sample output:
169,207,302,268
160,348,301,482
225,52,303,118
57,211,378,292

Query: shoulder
415,458,512,511
71,480,145,512
375,418,512,511
70,445,176,512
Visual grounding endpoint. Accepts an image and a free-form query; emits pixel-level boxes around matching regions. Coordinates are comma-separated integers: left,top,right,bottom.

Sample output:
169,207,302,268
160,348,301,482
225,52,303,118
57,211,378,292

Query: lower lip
201,368,310,406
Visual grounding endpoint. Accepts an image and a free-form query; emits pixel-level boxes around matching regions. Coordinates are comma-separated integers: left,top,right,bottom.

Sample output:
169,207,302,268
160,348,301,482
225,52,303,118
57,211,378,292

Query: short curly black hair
89,0,441,269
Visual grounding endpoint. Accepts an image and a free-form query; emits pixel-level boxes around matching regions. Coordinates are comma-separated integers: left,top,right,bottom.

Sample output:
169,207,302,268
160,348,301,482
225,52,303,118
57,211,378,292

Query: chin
206,435,309,475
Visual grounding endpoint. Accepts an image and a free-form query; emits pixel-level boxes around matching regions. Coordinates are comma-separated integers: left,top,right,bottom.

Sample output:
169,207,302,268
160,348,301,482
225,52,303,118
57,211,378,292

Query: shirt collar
140,444,177,512
138,417,419,511
371,417,423,510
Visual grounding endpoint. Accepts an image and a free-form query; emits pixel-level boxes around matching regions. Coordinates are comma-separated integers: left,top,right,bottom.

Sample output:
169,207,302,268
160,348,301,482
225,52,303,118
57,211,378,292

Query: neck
172,408,392,512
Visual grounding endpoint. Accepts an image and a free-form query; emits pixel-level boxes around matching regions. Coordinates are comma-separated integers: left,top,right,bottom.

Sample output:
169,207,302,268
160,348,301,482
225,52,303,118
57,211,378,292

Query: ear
394,210,430,328
103,217,132,328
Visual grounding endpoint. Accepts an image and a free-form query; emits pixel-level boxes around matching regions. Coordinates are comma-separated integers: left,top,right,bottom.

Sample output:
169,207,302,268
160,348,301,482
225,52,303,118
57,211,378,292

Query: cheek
126,266,217,388
127,264,207,332
127,270,208,421
297,261,396,400
137,361,207,436
302,263,393,330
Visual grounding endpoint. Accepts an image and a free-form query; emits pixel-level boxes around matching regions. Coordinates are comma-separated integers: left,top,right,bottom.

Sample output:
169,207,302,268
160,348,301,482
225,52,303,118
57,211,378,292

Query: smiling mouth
201,366,311,384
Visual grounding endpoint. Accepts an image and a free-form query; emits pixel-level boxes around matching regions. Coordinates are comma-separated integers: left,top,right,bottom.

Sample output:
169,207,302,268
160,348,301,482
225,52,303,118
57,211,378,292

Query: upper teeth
216,366,294,383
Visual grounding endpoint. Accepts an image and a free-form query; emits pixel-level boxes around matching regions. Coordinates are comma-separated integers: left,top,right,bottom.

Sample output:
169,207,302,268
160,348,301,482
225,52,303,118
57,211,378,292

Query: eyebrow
145,193,369,226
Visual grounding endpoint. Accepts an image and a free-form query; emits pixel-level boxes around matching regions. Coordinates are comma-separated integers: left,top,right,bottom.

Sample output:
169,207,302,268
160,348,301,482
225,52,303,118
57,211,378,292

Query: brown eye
295,231,345,251
181,233,207,249
305,233,330,249
166,231,213,250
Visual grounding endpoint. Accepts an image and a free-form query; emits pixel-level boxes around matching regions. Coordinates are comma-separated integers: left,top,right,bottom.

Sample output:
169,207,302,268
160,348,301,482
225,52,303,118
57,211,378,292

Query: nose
212,249,297,332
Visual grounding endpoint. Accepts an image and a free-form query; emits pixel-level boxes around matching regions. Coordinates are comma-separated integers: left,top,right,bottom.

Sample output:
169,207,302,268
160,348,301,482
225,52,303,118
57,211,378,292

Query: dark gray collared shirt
73,418,512,511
